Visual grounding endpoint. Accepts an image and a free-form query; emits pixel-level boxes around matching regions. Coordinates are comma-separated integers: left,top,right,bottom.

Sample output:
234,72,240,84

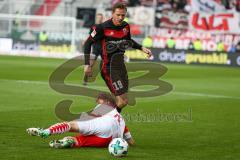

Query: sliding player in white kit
26,93,134,148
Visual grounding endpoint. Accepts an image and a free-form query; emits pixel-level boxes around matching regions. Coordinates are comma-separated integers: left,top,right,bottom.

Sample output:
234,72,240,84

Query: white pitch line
172,91,240,100
0,79,48,85
0,79,240,100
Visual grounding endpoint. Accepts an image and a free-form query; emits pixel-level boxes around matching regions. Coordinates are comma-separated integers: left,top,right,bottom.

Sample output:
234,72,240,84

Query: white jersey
76,104,126,139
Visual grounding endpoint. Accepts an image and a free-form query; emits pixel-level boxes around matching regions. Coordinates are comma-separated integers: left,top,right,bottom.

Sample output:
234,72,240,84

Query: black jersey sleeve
89,25,104,41
126,24,142,50
131,39,142,50
84,25,104,65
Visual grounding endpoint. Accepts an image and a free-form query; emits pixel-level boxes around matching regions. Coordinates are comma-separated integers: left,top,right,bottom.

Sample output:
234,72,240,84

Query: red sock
48,122,70,135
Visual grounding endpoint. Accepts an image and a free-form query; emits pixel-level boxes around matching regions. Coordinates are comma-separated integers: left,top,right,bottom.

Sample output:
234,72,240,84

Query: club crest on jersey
123,28,129,35
91,29,97,38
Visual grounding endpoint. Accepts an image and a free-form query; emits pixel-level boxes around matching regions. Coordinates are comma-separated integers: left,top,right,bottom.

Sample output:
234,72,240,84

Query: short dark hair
97,92,117,106
112,2,127,13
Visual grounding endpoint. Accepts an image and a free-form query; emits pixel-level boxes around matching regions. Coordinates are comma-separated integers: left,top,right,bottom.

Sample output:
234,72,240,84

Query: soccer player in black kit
84,2,152,112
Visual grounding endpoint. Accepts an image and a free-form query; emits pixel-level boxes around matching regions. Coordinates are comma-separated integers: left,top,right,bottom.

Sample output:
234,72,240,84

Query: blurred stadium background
0,0,240,160
0,0,240,65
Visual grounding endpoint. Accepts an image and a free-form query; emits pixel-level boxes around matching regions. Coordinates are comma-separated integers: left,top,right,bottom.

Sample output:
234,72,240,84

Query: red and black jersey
84,18,142,68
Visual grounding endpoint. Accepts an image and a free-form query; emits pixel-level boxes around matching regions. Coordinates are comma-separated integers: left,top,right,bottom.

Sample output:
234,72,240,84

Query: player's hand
84,65,92,77
142,47,153,59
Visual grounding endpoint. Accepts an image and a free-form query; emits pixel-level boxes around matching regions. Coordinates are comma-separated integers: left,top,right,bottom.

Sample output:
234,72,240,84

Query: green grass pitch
0,55,240,160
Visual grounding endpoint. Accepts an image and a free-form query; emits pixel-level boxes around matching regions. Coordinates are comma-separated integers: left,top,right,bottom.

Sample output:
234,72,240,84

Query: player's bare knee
117,99,128,108
123,98,128,106
122,97,128,106
117,95,128,108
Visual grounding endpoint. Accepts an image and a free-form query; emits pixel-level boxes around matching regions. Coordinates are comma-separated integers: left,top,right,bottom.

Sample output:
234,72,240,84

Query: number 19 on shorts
112,80,123,91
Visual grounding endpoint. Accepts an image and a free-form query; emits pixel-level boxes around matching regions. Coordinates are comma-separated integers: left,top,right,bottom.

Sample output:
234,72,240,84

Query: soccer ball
108,138,128,157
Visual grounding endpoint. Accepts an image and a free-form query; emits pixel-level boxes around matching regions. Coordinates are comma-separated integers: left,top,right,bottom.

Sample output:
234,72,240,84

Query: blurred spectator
11,11,24,40
171,0,187,12
129,0,155,6
95,13,104,24
188,40,194,50
221,0,240,11
166,37,176,49
228,0,236,10
228,44,236,53
124,16,129,23
13,11,21,28
193,39,202,51
139,0,154,6
129,0,188,12
217,40,225,52
184,0,191,12
157,0,171,11
111,0,127,6
236,41,240,52
39,31,48,42
221,0,231,9
214,0,222,4
142,36,153,48
128,0,141,6
236,0,240,11
124,0,155,6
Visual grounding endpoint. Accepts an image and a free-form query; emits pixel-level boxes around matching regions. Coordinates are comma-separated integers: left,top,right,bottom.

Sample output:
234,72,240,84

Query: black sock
116,107,122,113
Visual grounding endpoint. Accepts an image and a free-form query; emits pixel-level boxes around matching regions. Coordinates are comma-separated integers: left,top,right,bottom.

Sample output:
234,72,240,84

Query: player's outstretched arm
83,37,94,77
123,126,135,146
131,39,153,58
83,25,103,76
141,46,153,58
126,137,135,146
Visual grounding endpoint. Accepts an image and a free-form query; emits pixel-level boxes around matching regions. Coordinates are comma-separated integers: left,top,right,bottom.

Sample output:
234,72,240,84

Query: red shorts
73,135,112,148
